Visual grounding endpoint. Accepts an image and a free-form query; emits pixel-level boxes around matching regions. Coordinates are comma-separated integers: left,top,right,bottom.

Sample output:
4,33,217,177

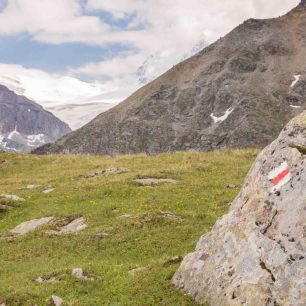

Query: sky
0,0,300,128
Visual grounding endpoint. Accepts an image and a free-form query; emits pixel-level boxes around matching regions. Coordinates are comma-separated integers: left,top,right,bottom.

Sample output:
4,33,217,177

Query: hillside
36,1,306,155
0,85,71,153
0,149,257,305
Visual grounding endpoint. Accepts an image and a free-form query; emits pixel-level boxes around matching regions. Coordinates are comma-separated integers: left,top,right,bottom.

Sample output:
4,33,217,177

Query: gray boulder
9,217,54,236
172,111,306,305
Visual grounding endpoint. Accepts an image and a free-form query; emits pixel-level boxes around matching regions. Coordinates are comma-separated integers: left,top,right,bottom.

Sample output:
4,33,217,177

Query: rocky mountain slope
35,1,306,155
172,111,306,305
0,85,71,153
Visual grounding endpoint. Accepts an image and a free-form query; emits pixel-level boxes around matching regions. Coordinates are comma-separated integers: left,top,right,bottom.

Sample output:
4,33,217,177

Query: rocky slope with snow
35,1,306,155
0,85,71,153
172,110,306,306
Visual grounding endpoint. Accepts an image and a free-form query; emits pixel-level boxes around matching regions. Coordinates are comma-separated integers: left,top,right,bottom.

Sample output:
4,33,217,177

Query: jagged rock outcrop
0,85,71,153
172,111,306,305
35,1,306,155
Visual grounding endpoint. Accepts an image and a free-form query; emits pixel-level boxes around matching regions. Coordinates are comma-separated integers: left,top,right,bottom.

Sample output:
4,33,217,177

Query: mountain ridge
35,1,306,155
0,85,71,153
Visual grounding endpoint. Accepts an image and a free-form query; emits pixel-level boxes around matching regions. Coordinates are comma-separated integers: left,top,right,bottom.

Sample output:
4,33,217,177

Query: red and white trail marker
268,162,291,192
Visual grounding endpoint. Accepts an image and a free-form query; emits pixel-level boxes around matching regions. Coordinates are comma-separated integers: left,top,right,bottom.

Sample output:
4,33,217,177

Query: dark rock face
172,111,306,306
0,85,71,153
36,1,306,155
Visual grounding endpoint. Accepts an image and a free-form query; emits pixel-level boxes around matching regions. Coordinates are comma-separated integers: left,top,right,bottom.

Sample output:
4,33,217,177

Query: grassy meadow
0,150,258,305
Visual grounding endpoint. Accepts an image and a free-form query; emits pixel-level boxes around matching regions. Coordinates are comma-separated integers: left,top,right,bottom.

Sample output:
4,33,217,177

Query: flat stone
164,256,183,266
0,204,10,212
72,268,94,281
43,188,54,194
10,217,54,236
0,194,25,201
134,178,177,186
119,214,133,219
35,276,57,283
26,185,39,189
225,183,236,189
58,217,87,234
128,267,145,275
95,232,110,239
159,211,182,221
50,295,63,306
86,167,128,179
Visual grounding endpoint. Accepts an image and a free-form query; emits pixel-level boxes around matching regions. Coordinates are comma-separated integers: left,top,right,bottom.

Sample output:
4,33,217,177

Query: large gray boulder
172,111,306,305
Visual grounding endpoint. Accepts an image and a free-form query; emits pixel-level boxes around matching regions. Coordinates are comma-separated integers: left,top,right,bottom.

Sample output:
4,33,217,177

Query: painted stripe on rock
268,162,291,192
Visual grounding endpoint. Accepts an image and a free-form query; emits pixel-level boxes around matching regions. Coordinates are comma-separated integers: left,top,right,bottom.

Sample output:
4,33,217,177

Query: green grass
0,150,258,306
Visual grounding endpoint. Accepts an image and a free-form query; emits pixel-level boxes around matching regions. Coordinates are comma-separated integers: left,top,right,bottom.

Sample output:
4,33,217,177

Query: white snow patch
0,135,17,152
290,75,300,88
290,105,301,109
26,134,46,147
210,108,234,123
7,126,20,140
0,135,8,149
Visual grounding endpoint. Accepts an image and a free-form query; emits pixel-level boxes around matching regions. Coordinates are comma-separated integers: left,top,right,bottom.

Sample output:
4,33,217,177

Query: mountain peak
35,3,306,156
297,0,306,8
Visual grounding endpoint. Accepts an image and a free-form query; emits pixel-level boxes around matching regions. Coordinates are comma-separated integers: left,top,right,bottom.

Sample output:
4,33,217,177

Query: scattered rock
26,184,39,189
95,232,110,239
49,295,63,306
128,267,145,275
0,204,11,212
164,256,183,266
72,268,94,281
35,276,57,284
9,217,54,236
86,167,128,179
119,214,133,219
172,112,306,305
134,178,177,186
0,194,25,201
47,217,87,235
43,188,54,194
60,217,87,234
225,183,236,189
159,211,182,222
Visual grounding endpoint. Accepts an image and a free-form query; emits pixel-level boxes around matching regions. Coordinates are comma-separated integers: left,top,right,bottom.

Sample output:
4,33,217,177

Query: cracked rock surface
172,111,306,306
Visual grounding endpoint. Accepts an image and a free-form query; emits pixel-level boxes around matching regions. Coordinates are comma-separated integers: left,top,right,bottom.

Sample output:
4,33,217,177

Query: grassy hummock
0,150,257,305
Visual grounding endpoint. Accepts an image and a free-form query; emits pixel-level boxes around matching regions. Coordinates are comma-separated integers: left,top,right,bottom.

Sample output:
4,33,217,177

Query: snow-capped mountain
0,40,207,130
0,84,71,153
136,40,207,84
0,65,118,130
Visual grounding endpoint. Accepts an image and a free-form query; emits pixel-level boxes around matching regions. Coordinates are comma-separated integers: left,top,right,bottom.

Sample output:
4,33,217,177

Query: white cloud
0,0,299,47
86,0,144,19
0,0,110,44
71,0,299,83
0,63,109,105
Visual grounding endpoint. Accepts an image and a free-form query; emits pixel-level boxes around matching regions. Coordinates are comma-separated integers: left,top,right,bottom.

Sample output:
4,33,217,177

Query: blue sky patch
0,34,136,72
